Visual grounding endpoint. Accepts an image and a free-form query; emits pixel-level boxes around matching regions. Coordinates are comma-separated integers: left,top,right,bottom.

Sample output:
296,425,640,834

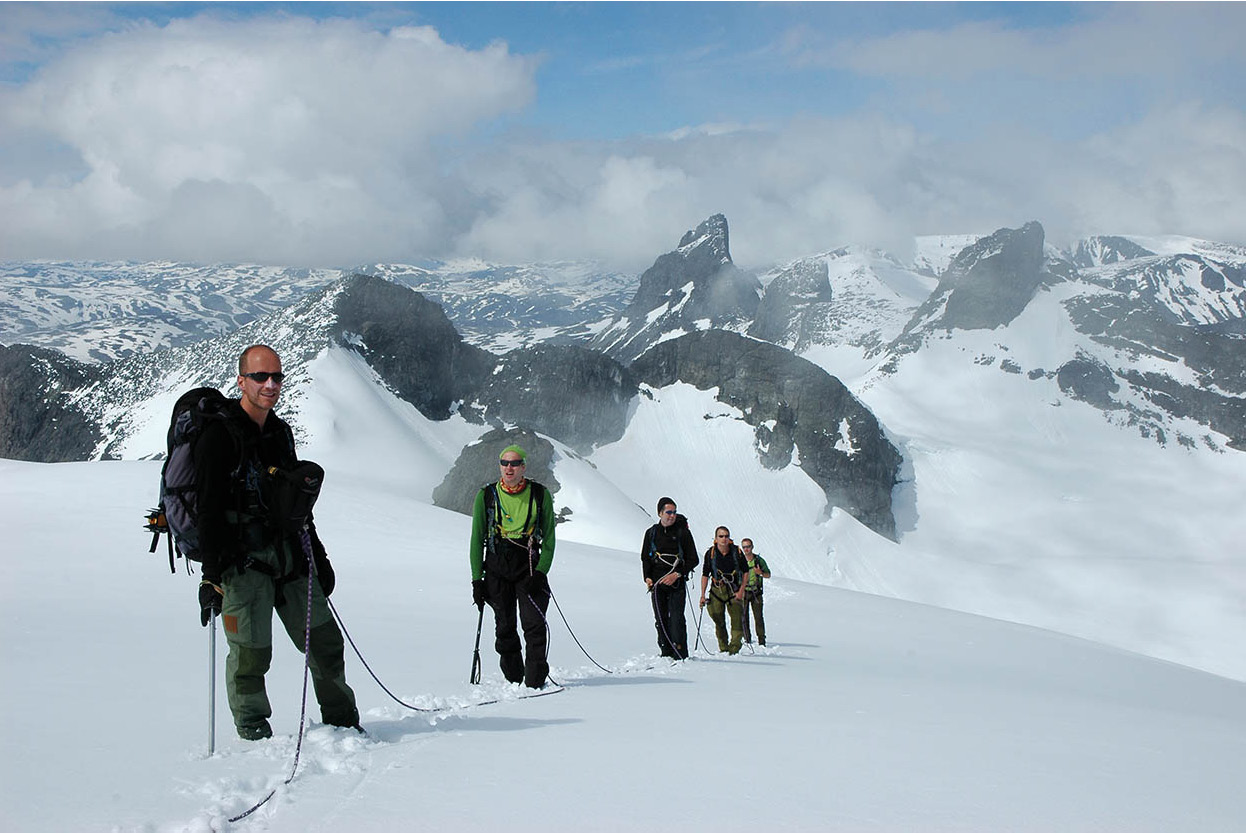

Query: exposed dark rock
592,214,761,363
939,221,1052,330
884,222,1064,372
468,344,637,454
0,344,102,461
1056,354,1121,409
631,330,901,540
749,257,833,345
331,273,493,419
432,427,562,516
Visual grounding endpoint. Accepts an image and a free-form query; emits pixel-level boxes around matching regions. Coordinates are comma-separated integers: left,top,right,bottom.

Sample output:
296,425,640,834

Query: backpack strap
528,482,545,551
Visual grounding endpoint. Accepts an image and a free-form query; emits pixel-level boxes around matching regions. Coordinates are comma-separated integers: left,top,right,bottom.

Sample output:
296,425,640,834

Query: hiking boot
500,652,525,684
237,721,273,741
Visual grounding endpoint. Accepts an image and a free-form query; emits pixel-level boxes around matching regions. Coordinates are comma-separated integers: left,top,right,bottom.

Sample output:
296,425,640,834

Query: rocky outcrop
1063,291,1246,445
938,221,1053,331
1056,354,1121,410
467,344,636,454
0,344,101,461
432,428,563,516
884,222,1064,370
592,214,761,363
331,274,493,420
631,330,901,540
748,257,833,345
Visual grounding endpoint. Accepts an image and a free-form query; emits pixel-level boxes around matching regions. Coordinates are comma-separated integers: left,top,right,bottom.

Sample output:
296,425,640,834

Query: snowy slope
829,284,1246,681
2,448,1245,831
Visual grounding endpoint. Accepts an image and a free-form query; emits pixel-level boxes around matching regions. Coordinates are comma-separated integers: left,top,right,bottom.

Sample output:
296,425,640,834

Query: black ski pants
650,581,689,658
485,572,550,688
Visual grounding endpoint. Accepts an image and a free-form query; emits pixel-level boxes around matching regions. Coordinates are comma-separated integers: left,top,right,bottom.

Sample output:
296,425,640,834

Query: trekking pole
687,585,706,653
208,610,216,757
470,605,484,685
741,591,755,652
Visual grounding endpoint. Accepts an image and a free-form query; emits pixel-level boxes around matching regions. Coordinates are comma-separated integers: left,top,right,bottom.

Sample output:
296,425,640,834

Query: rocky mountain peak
591,214,761,363
916,220,1056,334
678,213,731,263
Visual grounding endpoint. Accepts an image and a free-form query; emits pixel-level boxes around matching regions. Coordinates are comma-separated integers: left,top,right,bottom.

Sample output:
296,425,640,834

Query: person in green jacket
740,538,772,647
468,444,556,688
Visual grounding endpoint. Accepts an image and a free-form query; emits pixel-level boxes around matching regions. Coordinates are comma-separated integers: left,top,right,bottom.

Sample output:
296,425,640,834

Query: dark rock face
593,214,761,363
1111,255,1246,326
1057,354,1121,409
939,221,1052,331
884,221,1063,372
748,257,833,345
468,344,637,454
631,330,901,540
331,273,493,420
432,428,562,516
1064,292,1246,444
0,344,101,461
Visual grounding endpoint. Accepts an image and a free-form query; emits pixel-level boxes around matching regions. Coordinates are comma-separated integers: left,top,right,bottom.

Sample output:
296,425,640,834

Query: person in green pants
698,526,749,654
739,538,771,647
195,345,360,741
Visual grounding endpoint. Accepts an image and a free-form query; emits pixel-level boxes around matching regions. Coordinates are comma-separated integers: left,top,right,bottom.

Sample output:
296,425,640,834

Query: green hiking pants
220,555,358,735
706,586,744,655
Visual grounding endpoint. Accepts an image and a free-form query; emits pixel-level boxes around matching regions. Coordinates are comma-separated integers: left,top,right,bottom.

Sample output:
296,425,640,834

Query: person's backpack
144,387,247,573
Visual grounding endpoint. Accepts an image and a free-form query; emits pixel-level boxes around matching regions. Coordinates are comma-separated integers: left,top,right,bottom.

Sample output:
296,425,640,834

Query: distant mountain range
4,215,1245,679
2,217,1245,527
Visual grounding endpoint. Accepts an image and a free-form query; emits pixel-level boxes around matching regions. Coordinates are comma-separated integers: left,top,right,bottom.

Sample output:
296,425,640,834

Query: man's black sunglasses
499,459,525,467
242,371,285,384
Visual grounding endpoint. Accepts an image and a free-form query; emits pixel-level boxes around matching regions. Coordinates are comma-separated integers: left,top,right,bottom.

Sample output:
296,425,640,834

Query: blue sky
1,2,1243,268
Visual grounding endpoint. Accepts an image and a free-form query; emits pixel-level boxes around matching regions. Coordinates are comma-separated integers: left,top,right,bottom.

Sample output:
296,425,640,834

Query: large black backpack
144,387,247,573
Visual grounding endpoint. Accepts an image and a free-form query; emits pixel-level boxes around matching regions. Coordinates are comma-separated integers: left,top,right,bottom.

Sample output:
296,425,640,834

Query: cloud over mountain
1,6,1243,269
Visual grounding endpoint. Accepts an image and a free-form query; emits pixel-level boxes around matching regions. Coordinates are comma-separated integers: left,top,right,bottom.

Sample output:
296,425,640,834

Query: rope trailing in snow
543,586,612,675
328,590,566,710
327,594,439,713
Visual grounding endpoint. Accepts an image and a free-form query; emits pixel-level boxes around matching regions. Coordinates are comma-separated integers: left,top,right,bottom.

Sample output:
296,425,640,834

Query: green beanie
500,444,527,460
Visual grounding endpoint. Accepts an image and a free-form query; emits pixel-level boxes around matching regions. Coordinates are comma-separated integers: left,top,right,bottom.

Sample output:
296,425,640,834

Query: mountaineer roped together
467,445,557,689
186,347,769,741
193,345,361,741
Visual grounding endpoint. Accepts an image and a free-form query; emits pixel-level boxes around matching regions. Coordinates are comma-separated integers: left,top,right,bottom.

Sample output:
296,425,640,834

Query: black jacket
702,544,749,588
641,514,698,584
194,400,327,583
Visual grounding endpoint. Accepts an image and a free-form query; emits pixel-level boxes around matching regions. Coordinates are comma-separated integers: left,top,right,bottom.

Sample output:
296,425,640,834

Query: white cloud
0,13,538,265
797,4,1245,83
1,10,1243,271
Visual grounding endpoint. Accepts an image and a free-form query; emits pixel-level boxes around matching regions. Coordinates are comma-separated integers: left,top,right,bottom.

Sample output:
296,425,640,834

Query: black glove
199,581,223,627
472,579,488,610
315,557,336,597
523,570,549,597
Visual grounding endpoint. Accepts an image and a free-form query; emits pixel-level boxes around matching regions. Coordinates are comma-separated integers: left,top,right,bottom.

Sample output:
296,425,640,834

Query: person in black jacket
640,497,697,659
195,344,360,741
